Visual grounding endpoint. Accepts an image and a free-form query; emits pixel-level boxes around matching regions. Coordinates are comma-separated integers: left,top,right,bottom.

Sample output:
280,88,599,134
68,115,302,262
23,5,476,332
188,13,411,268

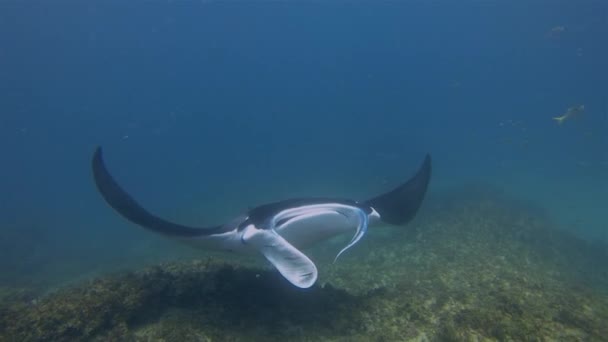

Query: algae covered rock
1,189,607,341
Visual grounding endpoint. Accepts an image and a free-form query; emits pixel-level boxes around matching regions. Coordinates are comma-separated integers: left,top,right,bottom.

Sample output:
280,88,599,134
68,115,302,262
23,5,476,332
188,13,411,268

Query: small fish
553,104,585,125
546,25,566,39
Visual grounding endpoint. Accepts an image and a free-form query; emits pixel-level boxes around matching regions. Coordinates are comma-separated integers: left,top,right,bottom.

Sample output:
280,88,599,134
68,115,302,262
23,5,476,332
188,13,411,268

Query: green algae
1,188,607,341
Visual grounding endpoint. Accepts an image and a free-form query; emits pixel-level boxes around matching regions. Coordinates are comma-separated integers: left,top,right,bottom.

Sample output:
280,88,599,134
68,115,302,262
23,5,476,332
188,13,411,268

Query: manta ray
91,147,431,288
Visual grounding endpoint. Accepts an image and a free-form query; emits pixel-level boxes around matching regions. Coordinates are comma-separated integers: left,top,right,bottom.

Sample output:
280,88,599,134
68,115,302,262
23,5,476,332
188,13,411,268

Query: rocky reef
1,187,607,341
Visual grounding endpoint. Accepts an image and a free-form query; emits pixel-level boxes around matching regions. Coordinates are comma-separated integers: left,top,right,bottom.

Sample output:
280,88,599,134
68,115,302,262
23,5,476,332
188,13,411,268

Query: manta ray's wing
92,147,224,237
365,154,431,225
241,225,318,288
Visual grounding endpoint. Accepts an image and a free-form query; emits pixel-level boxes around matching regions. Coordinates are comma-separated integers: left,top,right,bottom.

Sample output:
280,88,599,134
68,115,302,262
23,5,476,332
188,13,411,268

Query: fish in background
553,104,585,125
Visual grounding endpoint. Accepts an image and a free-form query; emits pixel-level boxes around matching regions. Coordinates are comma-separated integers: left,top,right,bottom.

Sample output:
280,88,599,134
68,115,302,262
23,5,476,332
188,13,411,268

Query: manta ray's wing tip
365,153,432,225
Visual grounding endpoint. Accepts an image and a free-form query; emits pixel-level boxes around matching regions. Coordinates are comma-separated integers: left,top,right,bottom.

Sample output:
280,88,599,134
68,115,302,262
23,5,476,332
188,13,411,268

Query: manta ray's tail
364,154,431,225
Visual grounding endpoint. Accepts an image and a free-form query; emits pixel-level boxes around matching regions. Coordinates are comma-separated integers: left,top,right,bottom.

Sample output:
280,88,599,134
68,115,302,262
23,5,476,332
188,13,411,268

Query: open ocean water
1,1,607,341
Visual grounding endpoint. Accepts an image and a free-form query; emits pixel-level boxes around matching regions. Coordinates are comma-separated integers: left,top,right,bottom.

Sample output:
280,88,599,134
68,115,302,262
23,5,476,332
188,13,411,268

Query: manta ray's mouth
275,209,349,228
270,205,371,262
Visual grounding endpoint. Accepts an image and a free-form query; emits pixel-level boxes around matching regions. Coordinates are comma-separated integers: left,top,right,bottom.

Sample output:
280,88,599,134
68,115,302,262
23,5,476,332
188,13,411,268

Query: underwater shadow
163,265,368,333
0,260,376,341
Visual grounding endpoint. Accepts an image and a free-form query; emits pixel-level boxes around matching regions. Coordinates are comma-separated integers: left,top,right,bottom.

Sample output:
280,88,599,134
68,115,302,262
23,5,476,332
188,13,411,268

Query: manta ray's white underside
185,204,381,288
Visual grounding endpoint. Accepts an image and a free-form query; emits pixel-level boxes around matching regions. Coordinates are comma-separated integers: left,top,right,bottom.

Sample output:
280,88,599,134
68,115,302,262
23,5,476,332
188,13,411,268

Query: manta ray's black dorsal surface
364,154,431,225
92,146,431,237
92,147,223,237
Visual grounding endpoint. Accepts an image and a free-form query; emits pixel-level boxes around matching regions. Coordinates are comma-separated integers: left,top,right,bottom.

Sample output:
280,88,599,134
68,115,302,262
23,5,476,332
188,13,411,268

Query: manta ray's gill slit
275,217,292,227
331,209,350,219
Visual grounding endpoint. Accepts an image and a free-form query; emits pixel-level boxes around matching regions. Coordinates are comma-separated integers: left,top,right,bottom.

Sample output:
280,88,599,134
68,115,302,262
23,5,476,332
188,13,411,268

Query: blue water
1,0,606,286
